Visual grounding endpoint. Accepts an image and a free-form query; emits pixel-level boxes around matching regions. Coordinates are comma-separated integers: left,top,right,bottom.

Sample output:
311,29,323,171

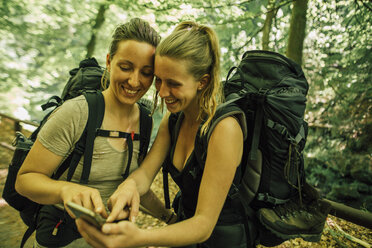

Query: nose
128,70,140,88
158,82,170,98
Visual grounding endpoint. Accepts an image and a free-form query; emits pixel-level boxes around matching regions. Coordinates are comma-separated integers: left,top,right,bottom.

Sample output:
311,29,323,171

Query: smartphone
66,201,106,228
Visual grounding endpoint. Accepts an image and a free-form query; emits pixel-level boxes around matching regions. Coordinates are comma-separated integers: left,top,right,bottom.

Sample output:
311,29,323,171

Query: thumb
101,221,129,235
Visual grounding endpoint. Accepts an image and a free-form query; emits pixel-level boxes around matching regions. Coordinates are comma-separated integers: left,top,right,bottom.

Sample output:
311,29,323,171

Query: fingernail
102,225,111,233
131,216,136,223
96,207,102,212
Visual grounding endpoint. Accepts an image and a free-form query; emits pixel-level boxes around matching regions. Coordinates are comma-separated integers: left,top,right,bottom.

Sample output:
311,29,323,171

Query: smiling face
154,55,203,114
106,40,156,106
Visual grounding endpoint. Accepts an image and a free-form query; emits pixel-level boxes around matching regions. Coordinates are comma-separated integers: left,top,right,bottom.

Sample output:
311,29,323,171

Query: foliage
302,0,372,210
0,0,371,210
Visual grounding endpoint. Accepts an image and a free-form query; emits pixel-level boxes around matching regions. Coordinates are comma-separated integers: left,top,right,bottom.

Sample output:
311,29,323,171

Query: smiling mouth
121,85,140,95
165,98,177,104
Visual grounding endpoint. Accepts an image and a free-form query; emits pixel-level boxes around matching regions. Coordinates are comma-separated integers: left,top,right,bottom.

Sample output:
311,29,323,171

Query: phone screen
66,201,106,228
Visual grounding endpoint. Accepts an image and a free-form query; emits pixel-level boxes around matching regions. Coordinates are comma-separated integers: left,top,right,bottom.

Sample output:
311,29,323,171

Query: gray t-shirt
35,95,142,247
38,95,140,204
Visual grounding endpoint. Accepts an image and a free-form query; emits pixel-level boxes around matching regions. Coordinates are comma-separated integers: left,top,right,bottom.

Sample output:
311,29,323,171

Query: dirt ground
0,118,371,248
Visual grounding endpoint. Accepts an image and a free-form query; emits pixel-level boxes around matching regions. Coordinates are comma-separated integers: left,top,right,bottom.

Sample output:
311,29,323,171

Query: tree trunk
262,0,276,51
86,3,108,58
286,0,308,65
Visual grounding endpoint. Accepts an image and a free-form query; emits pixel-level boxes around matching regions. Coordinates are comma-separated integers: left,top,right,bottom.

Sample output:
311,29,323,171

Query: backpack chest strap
96,129,139,140
95,129,140,179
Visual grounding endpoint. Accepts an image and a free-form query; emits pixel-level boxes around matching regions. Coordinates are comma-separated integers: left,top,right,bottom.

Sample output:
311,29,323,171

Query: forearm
16,172,73,205
124,168,153,196
128,114,171,196
140,189,174,223
139,214,212,247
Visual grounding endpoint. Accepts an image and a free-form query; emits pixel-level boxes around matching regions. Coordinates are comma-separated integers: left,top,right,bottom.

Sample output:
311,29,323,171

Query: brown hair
155,21,222,134
102,18,161,89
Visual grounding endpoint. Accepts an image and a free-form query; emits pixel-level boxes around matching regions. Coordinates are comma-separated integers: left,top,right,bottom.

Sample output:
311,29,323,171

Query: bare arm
106,114,172,222
129,113,172,194
139,190,175,224
15,139,107,217
77,116,244,247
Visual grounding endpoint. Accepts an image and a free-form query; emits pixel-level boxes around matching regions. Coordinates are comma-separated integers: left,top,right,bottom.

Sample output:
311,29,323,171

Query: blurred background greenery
0,0,371,211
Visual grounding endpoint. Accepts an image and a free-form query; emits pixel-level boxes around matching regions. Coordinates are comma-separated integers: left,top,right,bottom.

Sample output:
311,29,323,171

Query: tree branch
86,3,109,58
215,0,293,25
236,26,264,55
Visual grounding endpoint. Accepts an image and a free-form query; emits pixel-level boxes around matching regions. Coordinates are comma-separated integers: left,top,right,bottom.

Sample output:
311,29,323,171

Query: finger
129,193,140,223
106,196,116,214
82,193,94,211
101,221,129,235
63,201,77,219
65,207,76,219
106,198,126,223
116,209,130,221
76,219,107,248
71,194,83,206
91,192,108,218
107,198,113,212
100,207,109,219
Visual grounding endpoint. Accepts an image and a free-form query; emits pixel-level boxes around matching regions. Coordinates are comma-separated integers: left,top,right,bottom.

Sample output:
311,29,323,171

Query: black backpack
2,57,152,248
220,50,308,210
162,50,309,244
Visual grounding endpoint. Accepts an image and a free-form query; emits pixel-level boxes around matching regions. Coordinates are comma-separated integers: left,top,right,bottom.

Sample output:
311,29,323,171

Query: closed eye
120,66,131,71
167,81,181,88
142,70,154,77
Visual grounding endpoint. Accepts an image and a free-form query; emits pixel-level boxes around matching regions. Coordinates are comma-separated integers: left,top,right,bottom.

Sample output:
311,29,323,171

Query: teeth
165,99,176,104
123,87,139,94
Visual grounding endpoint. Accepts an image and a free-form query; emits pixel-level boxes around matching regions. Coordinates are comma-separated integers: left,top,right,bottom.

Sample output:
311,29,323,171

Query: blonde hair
155,21,222,134
101,18,161,89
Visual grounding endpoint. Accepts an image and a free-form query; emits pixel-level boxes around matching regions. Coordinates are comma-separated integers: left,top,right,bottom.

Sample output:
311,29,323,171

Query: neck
102,90,136,120
182,97,204,127
182,109,202,128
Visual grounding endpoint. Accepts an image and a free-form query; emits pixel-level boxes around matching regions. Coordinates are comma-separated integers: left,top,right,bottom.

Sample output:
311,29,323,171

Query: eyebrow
118,60,153,69
155,75,181,85
118,59,133,65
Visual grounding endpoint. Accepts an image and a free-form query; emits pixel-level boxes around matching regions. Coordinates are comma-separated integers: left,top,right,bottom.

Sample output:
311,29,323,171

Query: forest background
0,0,371,247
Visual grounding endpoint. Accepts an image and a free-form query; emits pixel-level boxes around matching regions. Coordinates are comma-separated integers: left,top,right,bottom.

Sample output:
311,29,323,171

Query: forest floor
0,117,371,248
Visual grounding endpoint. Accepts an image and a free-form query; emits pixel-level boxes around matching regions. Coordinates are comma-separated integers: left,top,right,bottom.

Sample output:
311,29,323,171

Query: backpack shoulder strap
194,102,247,169
137,102,153,164
162,112,181,209
64,91,105,183
80,91,105,183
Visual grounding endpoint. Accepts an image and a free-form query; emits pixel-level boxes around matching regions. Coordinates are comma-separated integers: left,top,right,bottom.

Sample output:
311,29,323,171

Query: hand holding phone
66,201,106,228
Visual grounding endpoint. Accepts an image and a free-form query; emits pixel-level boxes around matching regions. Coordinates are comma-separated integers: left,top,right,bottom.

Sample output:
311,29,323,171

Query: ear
198,74,210,90
106,54,111,71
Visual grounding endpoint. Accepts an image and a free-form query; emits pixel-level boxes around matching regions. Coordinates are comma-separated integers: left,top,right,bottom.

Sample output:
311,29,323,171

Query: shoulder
61,95,87,112
49,95,87,119
205,116,244,167
45,95,85,121
38,96,88,156
209,116,243,140
205,104,247,144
